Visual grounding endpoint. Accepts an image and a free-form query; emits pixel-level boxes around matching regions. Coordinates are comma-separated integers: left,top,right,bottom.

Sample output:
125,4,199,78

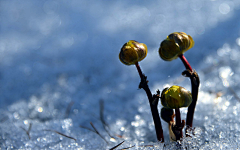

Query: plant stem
135,62,144,79
175,108,181,129
186,75,199,128
174,108,183,140
178,54,200,129
179,54,192,71
135,62,164,142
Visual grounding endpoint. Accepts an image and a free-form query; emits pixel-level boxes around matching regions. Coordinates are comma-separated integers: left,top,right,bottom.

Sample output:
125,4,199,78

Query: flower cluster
119,32,200,142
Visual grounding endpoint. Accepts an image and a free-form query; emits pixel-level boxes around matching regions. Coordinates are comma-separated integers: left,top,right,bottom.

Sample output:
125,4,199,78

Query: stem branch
179,55,200,129
135,62,164,142
186,74,199,128
174,108,183,140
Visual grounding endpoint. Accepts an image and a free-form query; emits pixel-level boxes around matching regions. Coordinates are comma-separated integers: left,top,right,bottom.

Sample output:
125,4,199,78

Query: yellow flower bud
159,32,194,61
119,40,148,65
161,85,192,109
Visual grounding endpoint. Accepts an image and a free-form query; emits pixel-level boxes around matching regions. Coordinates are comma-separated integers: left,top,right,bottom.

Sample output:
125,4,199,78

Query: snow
1,0,240,149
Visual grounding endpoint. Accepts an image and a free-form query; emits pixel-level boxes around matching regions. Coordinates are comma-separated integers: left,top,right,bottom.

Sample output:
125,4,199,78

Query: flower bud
161,107,174,123
119,40,148,65
159,32,194,61
161,85,192,109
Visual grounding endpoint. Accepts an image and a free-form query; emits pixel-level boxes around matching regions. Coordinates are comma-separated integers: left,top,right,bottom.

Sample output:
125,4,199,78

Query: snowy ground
1,0,240,149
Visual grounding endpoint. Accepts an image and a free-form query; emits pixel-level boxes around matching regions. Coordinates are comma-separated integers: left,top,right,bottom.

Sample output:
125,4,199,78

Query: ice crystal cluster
1,0,240,149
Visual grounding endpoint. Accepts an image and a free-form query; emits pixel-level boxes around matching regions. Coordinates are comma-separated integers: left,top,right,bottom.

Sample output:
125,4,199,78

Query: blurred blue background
1,0,240,149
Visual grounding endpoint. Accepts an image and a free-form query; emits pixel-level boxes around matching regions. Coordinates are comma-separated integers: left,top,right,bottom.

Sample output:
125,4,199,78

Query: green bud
159,32,194,61
161,85,192,109
119,40,148,65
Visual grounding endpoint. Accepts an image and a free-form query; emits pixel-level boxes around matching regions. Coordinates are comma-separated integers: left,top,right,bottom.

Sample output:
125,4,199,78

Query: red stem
179,54,192,71
178,54,199,129
135,62,164,142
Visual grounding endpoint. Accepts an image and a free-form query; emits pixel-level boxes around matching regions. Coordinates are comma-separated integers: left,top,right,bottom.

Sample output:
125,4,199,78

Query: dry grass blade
109,141,125,150
44,129,76,142
229,86,240,102
138,145,154,148
90,122,109,144
65,101,74,118
99,99,114,138
121,145,135,150
79,125,96,133
20,123,32,139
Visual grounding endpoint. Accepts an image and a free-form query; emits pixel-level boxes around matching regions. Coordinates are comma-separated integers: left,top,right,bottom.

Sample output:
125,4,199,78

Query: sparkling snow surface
1,0,240,149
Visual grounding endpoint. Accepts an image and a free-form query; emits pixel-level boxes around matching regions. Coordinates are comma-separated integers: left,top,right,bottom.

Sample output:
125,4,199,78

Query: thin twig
123,144,153,150
109,141,125,150
138,145,154,148
99,99,114,138
121,145,135,150
43,129,76,142
115,134,124,138
135,62,164,142
79,125,96,133
64,101,74,118
110,142,154,150
20,123,32,140
90,122,109,144
229,86,240,102
80,124,107,143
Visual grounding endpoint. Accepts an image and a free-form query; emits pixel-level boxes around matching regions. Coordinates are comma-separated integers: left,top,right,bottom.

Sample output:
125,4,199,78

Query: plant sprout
119,40,164,142
119,32,200,143
159,32,200,129
161,85,192,140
